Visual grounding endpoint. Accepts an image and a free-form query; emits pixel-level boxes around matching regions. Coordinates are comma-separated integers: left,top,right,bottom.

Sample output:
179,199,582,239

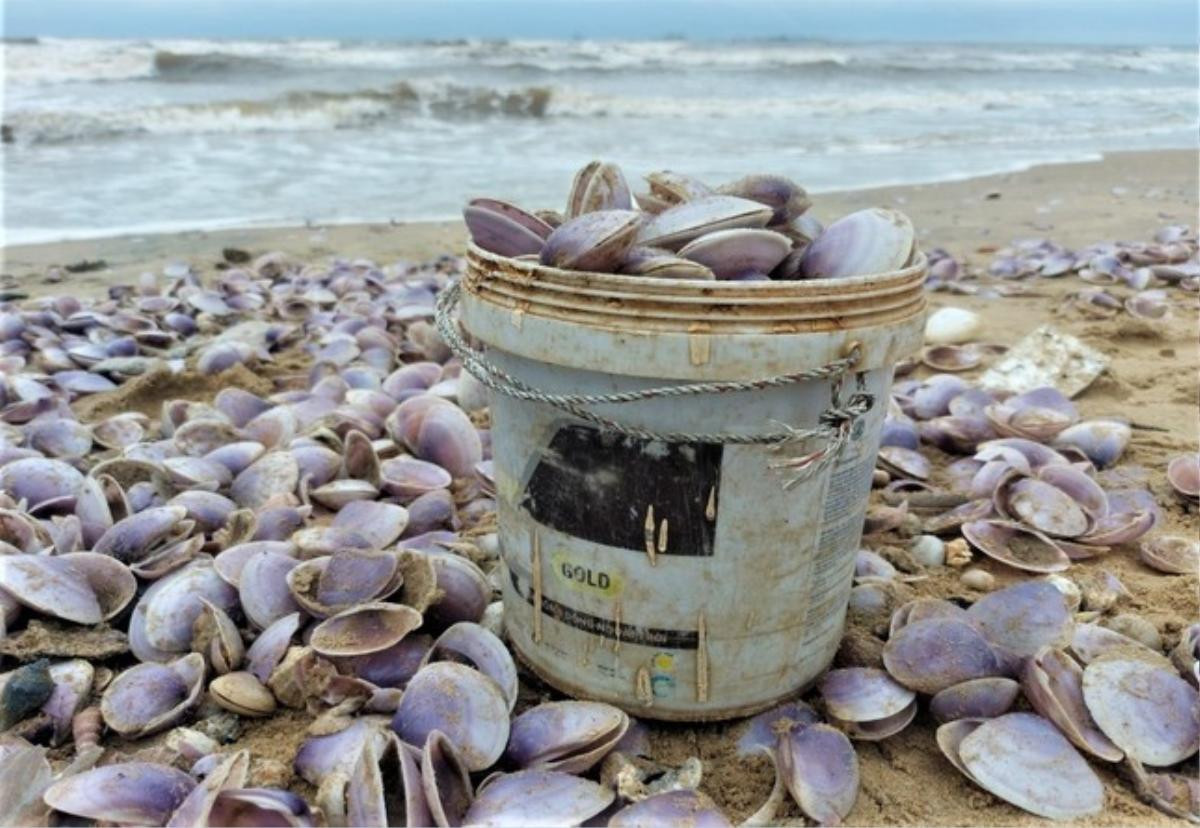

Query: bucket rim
466,240,928,300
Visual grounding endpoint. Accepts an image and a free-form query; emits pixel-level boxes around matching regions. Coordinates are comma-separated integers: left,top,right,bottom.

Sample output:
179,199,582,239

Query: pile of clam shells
464,160,918,281
926,225,1199,320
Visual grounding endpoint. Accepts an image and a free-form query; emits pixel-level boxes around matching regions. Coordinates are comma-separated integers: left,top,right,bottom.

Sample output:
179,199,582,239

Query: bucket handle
435,280,873,487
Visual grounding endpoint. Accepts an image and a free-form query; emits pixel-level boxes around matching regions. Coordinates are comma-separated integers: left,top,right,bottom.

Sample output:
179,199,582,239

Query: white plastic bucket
447,242,927,721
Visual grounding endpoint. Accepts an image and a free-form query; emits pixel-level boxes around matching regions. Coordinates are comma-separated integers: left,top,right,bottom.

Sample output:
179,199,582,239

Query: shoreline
2,148,1195,267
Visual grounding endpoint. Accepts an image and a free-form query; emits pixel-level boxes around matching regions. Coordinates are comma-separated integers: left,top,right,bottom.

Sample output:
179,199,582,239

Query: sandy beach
1,147,1197,826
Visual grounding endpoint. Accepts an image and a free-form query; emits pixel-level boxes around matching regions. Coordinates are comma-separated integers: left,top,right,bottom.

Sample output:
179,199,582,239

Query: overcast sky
4,0,1197,44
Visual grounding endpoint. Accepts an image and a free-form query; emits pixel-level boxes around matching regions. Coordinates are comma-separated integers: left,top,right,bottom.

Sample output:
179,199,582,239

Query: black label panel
518,423,722,556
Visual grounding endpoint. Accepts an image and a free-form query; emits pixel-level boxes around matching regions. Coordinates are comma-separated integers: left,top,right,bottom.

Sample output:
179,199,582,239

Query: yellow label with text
550,551,623,599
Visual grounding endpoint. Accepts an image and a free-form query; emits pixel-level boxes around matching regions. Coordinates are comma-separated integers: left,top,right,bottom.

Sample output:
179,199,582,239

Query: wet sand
1,147,1197,826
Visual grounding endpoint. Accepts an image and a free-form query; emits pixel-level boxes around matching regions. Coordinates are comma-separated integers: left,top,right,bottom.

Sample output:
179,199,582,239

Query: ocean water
3,37,1196,245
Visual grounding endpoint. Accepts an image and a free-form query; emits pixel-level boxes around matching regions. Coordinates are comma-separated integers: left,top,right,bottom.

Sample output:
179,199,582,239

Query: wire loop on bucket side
435,279,873,484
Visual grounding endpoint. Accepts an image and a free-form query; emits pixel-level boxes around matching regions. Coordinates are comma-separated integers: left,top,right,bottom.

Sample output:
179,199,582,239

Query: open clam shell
961,520,1072,573
391,662,510,772
464,198,552,258
101,652,206,738
566,160,633,217
423,622,518,712
539,210,642,273
609,790,731,828
347,732,433,828
309,602,422,658
819,667,918,741
1166,453,1200,499
43,762,197,825
944,713,1105,821
1020,647,1123,762
1139,534,1200,575
0,551,136,625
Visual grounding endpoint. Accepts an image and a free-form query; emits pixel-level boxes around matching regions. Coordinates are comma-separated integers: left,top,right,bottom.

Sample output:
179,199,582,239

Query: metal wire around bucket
435,278,874,486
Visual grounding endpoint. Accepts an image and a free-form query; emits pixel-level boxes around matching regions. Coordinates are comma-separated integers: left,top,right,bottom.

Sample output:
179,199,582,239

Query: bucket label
552,550,623,599
517,423,722,556
508,569,699,649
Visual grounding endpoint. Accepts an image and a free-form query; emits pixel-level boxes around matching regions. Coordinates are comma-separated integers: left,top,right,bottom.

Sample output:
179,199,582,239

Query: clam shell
245,611,301,683
1139,534,1200,575
800,208,915,279
464,198,552,258
462,770,614,828
882,616,1001,694
924,307,982,346
209,670,276,717
415,404,482,479
777,723,859,825
1082,655,1200,766
421,729,474,827
100,653,206,737
425,622,518,712
540,210,642,273
1167,453,1200,499
930,677,1020,723
961,520,1071,573
348,732,432,828
506,700,629,773
637,196,773,250
966,580,1073,659
43,762,196,825
309,602,422,657
391,662,510,771
609,790,731,828
380,457,452,500
819,667,916,724
566,160,633,217
239,549,301,630
955,713,1105,820
677,228,792,280
1020,647,1123,762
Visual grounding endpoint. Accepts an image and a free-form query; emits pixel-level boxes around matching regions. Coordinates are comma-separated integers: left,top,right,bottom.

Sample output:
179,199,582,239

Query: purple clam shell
100,653,206,738
421,729,474,827
348,732,432,828
882,617,1002,694
207,788,315,827
1020,647,1123,762
245,612,301,684
294,719,385,786
966,580,1073,659
414,404,483,479
139,559,239,655
1082,656,1200,766
239,550,301,630
506,700,629,773
332,500,409,549
391,662,510,771
819,667,916,723
930,677,1020,723
539,209,641,272
777,723,860,825
309,602,422,657
43,762,196,825
0,457,84,511
316,549,398,608
380,457,453,500
425,622,518,712
337,633,432,688
464,198,552,258
961,520,1071,573
609,790,732,828
636,195,773,250
230,451,299,509
1053,419,1130,469
677,228,792,280
799,207,915,280
462,770,614,828
956,713,1105,821
424,552,490,629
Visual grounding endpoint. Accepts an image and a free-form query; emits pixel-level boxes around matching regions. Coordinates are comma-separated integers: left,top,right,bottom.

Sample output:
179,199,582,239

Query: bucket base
505,624,829,723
